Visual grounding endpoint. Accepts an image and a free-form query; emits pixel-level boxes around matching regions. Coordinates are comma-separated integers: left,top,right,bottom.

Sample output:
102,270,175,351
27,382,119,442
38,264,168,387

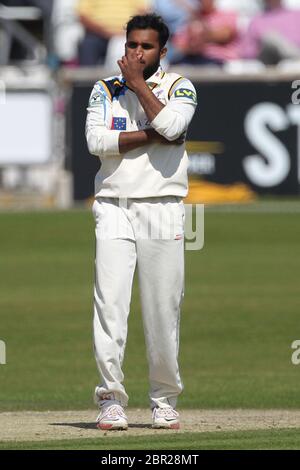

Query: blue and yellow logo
174,88,197,103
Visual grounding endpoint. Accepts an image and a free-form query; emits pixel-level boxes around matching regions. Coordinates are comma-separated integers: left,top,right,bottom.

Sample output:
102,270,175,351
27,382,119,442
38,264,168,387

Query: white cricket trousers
92,196,185,409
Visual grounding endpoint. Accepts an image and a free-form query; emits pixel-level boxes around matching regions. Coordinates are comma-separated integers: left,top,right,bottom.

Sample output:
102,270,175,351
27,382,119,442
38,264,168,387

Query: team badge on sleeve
112,117,127,130
89,92,104,107
174,88,197,103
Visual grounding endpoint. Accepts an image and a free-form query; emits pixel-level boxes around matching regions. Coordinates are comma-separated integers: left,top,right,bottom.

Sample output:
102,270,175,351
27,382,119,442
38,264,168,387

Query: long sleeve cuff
103,130,121,156
87,129,121,157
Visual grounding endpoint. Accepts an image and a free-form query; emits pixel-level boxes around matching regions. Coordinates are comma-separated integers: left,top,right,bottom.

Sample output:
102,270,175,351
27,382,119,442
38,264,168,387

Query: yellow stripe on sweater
168,77,185,99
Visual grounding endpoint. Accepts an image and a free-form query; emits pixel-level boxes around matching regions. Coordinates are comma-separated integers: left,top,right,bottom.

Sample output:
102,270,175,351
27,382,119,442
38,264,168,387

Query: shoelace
101,405,126,419
155,407,179,418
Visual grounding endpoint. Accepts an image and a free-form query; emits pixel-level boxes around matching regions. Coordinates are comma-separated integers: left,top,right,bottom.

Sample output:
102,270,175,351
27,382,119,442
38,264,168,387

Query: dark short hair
126,14,169,49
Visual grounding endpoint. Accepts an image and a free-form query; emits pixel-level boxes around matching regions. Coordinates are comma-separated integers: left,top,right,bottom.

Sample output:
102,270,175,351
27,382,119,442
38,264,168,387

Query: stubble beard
143,58,161,81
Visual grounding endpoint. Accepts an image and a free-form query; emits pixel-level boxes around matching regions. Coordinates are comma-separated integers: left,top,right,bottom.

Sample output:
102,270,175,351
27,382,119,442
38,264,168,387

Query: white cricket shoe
96,403,128,430
152,406,180,429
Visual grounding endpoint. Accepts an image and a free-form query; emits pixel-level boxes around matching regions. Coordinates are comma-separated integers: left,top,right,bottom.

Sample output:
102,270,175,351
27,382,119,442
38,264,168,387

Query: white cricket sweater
85,66,197,198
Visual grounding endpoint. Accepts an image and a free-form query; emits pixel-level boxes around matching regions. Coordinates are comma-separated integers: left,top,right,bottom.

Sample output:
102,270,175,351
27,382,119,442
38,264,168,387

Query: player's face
200,0,215,13
125,28,167,80
263,0,282,9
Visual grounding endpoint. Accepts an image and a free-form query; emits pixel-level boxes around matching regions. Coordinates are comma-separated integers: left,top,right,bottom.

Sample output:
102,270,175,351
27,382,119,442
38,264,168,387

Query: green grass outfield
0,201,300,449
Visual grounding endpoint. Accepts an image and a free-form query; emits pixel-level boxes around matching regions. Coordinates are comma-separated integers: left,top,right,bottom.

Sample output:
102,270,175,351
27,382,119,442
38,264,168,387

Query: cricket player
86,13,197,430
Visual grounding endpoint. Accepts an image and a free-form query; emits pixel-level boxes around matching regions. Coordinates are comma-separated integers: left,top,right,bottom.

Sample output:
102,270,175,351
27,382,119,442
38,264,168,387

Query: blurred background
1,0,300,208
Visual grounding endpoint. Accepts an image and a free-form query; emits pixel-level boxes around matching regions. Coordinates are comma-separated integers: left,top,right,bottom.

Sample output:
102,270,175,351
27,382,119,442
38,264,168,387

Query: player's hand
117,55,145,90
145,129,186,146
173,132,186,145
158,132,186,146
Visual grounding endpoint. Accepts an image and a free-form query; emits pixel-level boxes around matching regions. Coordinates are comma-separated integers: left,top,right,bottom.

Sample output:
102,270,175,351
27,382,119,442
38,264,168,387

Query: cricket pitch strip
1,409,300,442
